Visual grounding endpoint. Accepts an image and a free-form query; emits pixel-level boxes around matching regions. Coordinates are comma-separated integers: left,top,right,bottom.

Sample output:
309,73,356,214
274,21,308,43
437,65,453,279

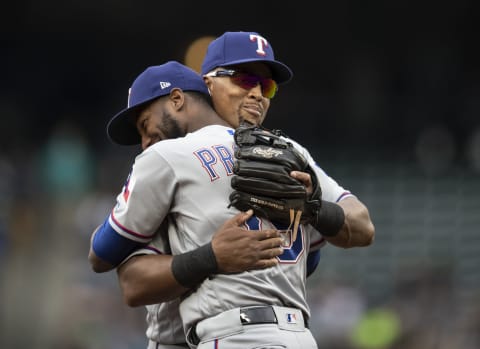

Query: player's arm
88,225,114,272
117,254,182,306
117,210,284,307
324,196,375,248
306,194,374,248
118,222,320,307
88,217,147,273
291,169,374,248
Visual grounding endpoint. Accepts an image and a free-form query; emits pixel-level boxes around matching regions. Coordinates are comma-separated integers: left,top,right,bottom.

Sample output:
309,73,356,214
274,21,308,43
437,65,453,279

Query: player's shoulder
189,124,234,138
145,125,234,155
281,135,310,156
182,125,235,146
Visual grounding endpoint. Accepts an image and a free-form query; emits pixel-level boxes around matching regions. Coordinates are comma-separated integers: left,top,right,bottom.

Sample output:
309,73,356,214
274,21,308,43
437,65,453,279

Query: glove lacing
289,209,303,242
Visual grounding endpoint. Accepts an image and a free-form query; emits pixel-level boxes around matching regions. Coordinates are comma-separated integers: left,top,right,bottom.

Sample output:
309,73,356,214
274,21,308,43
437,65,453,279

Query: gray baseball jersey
111,124,352,346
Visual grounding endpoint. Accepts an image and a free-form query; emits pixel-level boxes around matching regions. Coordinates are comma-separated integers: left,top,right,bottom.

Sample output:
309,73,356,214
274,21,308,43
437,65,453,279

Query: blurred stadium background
1,1,479,348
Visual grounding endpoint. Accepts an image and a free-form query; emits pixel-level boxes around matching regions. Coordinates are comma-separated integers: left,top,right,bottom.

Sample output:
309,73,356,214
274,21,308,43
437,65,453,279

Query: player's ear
203,76,213,95
169,88,185,110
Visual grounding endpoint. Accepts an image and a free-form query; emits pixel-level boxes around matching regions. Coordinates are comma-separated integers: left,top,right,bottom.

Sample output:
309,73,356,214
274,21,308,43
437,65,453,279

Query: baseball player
91,61,373,348
88,61,323,348
178,35,373,348
108,32,374,348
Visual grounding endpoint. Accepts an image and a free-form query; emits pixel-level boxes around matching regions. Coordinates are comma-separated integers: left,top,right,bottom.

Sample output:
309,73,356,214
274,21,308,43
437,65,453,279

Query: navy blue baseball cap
201,31,293,84
107,61,209,145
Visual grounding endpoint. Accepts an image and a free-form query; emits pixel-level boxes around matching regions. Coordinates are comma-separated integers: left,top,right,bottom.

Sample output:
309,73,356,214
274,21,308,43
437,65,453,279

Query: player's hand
212,209,284,273
290,170,313,196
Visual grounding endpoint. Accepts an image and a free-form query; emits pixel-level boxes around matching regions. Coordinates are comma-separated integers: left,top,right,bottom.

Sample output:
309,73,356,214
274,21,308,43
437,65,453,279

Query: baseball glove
229,121,322,236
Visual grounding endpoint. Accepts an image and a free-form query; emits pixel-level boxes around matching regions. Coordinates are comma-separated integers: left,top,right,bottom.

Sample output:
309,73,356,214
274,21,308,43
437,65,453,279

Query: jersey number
245,216,305,263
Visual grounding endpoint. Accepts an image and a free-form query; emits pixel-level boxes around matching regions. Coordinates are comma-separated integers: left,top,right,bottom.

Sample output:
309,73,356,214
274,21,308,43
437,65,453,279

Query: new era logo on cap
160,81,171,89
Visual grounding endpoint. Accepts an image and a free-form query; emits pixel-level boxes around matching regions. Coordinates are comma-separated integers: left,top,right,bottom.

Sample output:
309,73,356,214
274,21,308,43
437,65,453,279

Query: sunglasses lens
231,74,258,89
261,78,277,99
231,73,278,99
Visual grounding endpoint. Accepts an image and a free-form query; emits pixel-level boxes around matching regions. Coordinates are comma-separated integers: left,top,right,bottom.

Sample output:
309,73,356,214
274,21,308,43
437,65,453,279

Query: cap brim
106,104,145,145
222,58,293,84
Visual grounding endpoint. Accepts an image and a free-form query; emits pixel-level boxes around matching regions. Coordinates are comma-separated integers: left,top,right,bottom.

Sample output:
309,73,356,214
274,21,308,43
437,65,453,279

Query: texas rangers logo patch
122,171,136,202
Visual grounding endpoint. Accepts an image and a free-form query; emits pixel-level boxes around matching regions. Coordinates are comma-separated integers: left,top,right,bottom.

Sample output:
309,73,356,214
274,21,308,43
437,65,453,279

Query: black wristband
313,201,345,237
171,242,218,288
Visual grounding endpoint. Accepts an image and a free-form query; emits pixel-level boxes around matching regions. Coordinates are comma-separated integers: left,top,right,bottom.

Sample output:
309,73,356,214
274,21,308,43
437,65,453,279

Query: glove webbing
235,122,291,148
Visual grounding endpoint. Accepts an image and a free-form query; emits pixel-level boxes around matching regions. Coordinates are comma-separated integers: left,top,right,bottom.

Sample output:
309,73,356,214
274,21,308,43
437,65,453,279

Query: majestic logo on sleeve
249,34,269,57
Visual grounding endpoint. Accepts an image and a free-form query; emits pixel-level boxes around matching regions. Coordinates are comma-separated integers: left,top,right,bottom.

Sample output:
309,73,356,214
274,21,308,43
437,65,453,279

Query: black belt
240,305,309,327
239,305,278,325
188,305,308,345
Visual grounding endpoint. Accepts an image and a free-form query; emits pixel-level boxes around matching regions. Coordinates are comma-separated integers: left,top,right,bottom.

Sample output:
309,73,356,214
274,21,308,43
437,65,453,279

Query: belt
188,305,308,346
240,305,278,325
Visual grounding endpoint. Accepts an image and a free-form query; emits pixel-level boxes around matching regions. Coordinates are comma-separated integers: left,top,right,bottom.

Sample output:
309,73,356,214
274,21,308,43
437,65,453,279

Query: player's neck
188,110,230,132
